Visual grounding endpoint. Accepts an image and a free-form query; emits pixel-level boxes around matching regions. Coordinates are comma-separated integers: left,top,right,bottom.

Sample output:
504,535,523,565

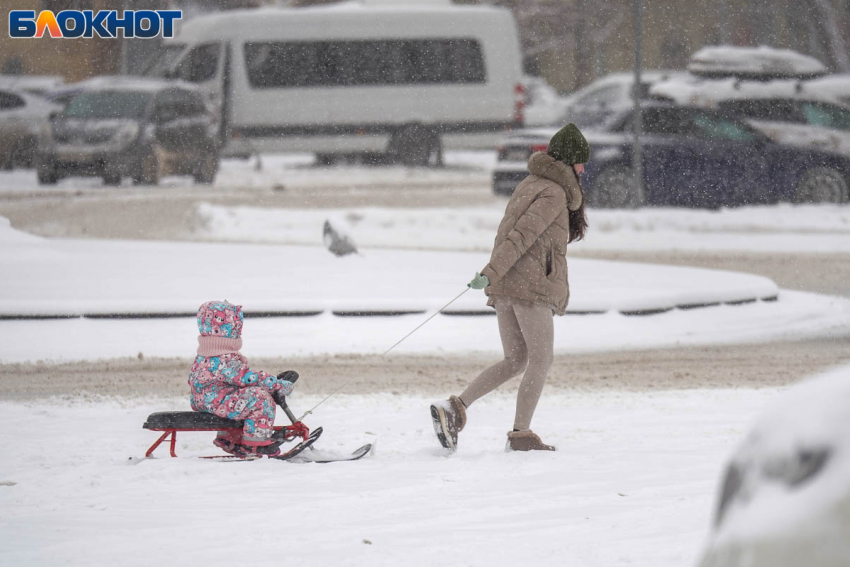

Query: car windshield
142,44,187,77
63,91,151,119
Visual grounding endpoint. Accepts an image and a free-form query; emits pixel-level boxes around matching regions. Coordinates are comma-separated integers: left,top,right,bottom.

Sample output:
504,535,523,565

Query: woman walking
430,123,589,452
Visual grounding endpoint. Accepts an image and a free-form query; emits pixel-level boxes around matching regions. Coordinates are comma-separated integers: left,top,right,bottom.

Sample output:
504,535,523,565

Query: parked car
36,77,219,186
557,70,686,130
492,102,850,207
698,366,850,567
718,97,850,155
144,3,523,165
0,88,61,170
522,75,570,127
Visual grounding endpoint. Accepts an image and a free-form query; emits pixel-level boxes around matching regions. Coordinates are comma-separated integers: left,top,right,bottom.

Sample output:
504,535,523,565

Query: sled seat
144,411,244,430
143,411,244,458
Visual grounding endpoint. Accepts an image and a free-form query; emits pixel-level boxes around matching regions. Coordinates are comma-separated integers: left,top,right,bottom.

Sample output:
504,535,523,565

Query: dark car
492,103,850,207
36,77,219,186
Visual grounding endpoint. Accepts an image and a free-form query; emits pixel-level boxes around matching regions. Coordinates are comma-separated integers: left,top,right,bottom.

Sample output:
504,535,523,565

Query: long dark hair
568,165,588,243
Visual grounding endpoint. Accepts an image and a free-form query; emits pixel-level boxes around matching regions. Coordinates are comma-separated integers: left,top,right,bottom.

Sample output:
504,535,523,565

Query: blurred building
0,0,263,83
3,0,848,93
464,0,850,93
1,0,122,82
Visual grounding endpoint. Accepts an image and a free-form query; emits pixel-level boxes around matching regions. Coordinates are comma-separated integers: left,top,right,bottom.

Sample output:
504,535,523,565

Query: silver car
0,89,60,170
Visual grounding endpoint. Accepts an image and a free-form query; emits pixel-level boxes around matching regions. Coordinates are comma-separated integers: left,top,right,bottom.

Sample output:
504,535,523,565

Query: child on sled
188,300,296,457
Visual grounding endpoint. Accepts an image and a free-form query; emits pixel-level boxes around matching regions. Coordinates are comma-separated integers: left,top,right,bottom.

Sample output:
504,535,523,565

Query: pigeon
323,220,359,257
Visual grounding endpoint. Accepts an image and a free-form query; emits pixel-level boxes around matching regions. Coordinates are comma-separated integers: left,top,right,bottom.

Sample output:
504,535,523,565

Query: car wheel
136,148,161,186
36,158,59,185
193,153,218,185
10,138,36,169
794,167,849,204
103,173,122,186
589,165,644,208
389,125,438,167
315,153,337,166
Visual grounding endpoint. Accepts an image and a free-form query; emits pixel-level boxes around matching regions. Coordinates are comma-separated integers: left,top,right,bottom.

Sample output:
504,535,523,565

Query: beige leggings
459,297,554,431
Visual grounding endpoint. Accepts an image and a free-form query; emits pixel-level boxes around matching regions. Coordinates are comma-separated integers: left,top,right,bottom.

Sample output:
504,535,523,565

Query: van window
175,43,221,83
244,39,485,88
143,44,186,77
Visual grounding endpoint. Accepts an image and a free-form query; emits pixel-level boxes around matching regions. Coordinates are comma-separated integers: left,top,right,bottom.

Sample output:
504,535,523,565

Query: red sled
142,411,314,459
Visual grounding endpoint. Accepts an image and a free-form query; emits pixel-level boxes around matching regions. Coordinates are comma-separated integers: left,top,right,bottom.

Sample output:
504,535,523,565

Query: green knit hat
547,123,590,165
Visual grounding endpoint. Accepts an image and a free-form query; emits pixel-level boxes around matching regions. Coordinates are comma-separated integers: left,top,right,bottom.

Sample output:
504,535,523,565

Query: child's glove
467,272,489,290
277,370,299,384
271,371,298,407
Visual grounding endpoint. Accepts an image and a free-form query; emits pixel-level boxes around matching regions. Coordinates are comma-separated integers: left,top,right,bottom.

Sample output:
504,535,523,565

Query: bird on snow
323,220,359,257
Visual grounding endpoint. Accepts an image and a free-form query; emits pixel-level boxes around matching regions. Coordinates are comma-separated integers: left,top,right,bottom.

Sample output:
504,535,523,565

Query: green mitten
468,272,490,290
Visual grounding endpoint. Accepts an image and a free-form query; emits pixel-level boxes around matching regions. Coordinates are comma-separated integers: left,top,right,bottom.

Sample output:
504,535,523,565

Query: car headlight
112,123,140,148
38,122,54,146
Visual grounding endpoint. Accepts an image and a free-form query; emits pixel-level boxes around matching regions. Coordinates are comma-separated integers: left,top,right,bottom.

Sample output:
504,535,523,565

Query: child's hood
197,301,244,339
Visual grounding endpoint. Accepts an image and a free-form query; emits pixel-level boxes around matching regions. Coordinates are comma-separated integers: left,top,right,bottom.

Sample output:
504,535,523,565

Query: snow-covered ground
0,151,496,194
0,386,789,567
2,152,849,567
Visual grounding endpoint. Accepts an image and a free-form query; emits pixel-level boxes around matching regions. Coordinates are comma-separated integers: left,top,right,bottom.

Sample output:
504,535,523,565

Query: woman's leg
459,300,528,406
511,301,554,431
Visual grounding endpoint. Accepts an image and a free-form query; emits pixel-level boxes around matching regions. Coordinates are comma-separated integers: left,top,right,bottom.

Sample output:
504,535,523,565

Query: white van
144,0,523,165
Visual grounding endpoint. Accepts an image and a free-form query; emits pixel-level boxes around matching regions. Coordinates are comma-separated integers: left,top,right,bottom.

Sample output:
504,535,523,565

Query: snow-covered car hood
699,365,850,567
52,118,139,146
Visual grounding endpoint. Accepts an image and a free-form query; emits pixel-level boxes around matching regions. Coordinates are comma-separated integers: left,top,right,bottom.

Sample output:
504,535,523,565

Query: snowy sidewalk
0,388,781,567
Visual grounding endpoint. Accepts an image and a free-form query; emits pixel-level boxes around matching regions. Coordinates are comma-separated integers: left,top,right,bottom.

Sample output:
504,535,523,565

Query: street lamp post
632,0,645,205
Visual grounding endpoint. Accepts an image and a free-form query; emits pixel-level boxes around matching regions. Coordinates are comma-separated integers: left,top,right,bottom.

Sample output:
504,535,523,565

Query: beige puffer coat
480,152,583,316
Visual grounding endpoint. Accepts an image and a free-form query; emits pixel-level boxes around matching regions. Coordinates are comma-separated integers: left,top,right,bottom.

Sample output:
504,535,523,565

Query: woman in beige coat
430,123,589,452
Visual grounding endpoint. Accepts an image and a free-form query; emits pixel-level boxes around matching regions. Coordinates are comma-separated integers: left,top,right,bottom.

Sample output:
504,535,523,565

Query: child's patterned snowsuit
188,301,293,446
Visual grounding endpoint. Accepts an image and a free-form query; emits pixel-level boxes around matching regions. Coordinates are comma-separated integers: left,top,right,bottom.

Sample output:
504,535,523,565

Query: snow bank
0,218,779,318
698,364,850,567
195,202,850,254
2,290,848,363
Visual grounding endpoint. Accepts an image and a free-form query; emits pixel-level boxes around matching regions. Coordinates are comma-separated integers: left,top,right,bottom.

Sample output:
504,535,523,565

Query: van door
171,42,225,137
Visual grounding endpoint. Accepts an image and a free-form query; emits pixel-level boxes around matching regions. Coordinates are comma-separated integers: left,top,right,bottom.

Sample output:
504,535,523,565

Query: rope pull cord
295,287,471,421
